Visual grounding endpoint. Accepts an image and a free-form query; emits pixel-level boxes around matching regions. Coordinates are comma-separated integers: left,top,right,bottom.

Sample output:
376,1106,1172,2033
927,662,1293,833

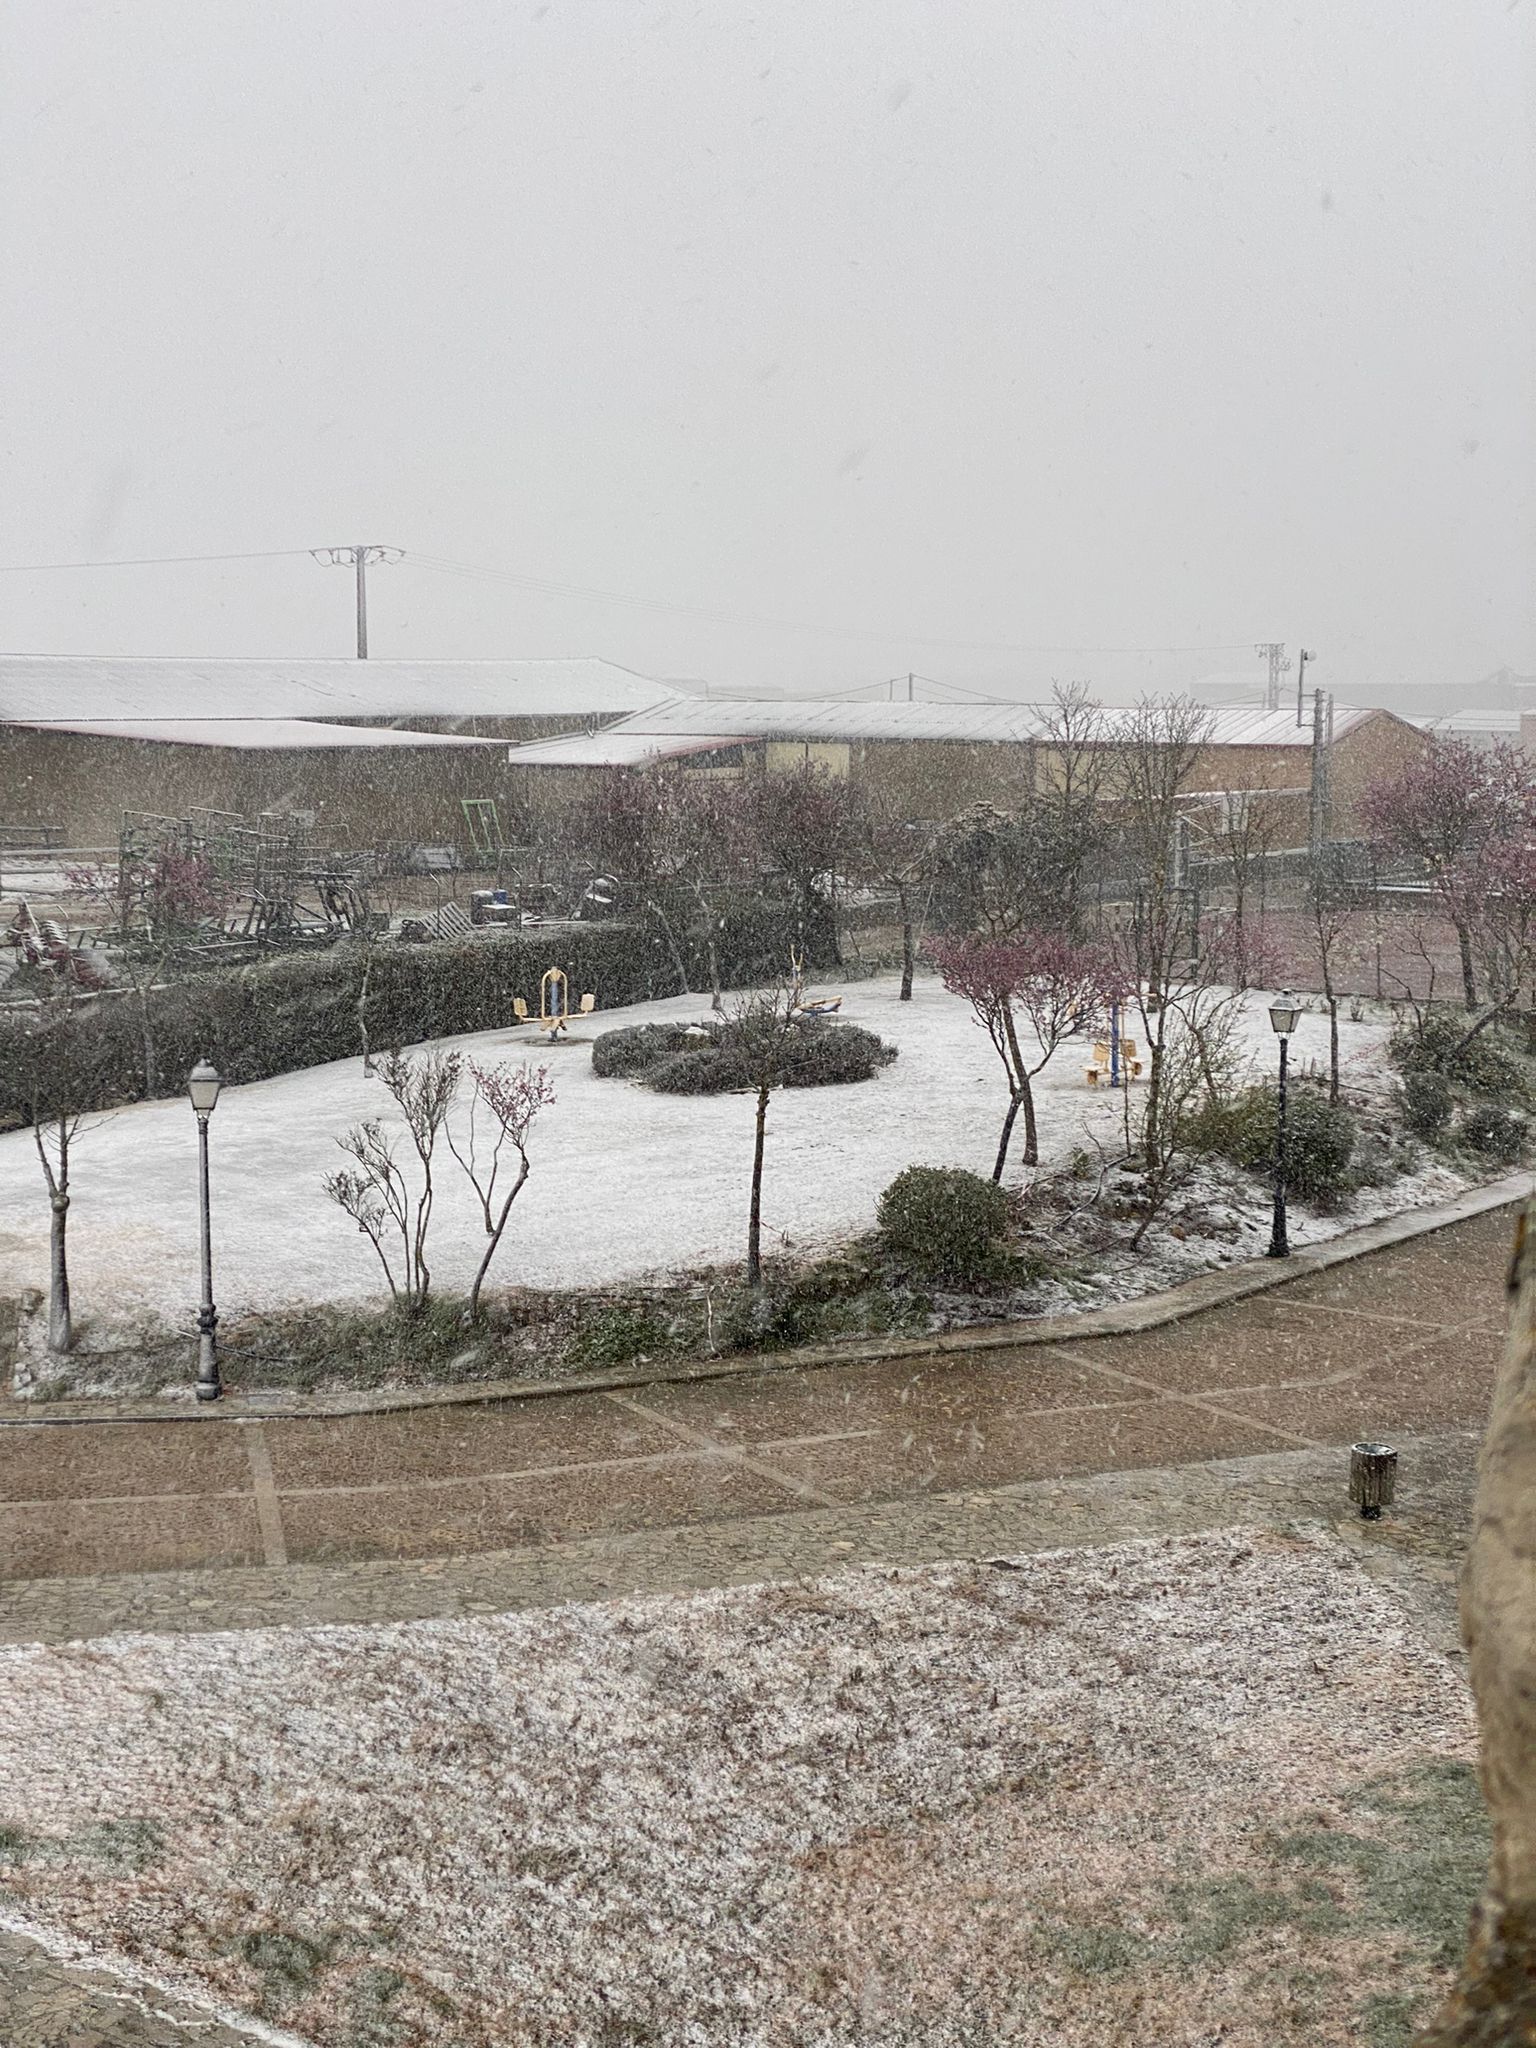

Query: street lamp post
188,1058,223,1401
1267,994,1303,1259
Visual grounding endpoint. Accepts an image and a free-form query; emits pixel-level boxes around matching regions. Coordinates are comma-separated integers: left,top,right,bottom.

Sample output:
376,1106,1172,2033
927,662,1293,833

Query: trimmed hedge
1188,1084,1357,1206
877,1166,1008,1283
0,905,828,1127
593,1016,898,1095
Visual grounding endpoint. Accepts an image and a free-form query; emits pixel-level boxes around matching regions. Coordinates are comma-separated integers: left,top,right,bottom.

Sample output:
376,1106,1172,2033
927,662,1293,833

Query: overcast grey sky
2,0,1531,705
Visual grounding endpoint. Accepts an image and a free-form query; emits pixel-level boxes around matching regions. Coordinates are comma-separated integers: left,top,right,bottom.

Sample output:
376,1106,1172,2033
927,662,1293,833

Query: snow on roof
9,717,494,751
0,654,675,724
504,729,742,768
595,696,1387,749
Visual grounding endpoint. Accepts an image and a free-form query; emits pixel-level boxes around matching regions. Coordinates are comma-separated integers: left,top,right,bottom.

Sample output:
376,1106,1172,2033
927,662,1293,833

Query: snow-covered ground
0,1530,1477,2046
0,974,1469,1348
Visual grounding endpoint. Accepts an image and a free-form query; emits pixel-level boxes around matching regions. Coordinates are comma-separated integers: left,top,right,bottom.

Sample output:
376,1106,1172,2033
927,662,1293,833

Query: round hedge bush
1188,1084,1357,1206
1457,1103,1526,1163
645,1045,754,1094
877,1166,1008,1283
595,1016,897,1093
591,1021,709,1079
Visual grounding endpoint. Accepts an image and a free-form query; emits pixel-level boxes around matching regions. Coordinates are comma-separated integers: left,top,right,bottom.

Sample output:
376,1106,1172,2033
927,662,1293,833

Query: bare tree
1308,844,1362,1105
746,762,854,961
728,984,800,1294
848,786,935,1000
325,1048,462,1309
15,993,110,1354
447,1059,556,1319
1106,695,1215,1172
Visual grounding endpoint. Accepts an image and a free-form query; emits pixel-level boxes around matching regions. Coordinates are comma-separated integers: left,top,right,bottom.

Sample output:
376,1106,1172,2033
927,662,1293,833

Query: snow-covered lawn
0,1529,1478,2047
0,975,1467,1349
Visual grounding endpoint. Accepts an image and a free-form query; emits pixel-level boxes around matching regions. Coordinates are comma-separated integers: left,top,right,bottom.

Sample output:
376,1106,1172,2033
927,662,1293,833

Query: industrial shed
0,653,678,852
503,695,1426,837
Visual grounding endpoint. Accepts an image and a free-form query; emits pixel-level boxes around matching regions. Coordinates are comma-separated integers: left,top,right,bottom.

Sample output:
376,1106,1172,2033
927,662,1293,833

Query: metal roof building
0,654,675,726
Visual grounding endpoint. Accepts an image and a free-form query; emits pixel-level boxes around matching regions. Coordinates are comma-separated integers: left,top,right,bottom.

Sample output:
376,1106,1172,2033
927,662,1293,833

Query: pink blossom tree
929,930,1122,1180
448,1060,557,1319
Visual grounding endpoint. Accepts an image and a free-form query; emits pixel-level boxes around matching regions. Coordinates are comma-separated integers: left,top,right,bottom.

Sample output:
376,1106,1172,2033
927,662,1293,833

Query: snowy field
0,1529,1477,2047
0,974,1464,1348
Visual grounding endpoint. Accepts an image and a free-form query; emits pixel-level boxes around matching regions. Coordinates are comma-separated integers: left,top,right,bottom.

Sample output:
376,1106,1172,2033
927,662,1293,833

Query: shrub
1189,1084,1357,1206
620,1018,897,1095
1457,1104,1526,1164
1399,1069,1454,1141
645,1046,754,1094
590,1022,706,1078
1387,1013,1529,1099
877,1166,1009,1283
778,1021,898,1087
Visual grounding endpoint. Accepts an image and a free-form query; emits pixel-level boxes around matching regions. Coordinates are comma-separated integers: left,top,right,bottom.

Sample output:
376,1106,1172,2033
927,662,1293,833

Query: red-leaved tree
929,930,1122,1180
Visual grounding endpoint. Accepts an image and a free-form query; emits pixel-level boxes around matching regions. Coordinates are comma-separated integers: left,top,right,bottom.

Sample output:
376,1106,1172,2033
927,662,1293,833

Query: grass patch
236,1927,342,2019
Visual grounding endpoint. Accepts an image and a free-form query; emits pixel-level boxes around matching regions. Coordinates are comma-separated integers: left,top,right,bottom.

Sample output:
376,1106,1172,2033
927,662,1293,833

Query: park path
0,1203,1511,1626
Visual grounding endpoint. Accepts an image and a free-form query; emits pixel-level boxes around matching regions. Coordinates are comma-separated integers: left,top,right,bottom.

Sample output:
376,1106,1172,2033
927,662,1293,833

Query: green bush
1399,1069,1454,1141
608,1016,898,1095
0,903,829,1128
1388,1013,1529,1099
1457,1104,1526,1164
590,1021,705,1078
1189,1084,1357,1206
877,1166,1009,1283
646,1045,754,1094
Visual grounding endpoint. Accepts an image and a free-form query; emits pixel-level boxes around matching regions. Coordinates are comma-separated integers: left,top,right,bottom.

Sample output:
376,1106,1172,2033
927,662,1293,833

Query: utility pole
908,671,915,702
310,545,402,658
1308,688,1327,864
1294,646,1314,728
1256,642,1290,713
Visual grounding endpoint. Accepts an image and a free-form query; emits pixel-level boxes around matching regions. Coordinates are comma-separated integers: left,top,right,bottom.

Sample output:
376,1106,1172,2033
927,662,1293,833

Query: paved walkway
0,1208,1512,2045
0,1204,1511,1628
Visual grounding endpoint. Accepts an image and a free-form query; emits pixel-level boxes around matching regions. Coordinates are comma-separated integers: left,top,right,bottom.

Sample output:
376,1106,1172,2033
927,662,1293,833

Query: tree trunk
992,1092,1024,1183
1327,992,1340,1106
645,898,691,997
48,1188,72,1353
1457,919,1479,1014
746,1081,769,1290
1412,1202,1536,2045
356,950,375,1074
468,1159,530,1321
1021,1076,1039,1167
897,885,914,1001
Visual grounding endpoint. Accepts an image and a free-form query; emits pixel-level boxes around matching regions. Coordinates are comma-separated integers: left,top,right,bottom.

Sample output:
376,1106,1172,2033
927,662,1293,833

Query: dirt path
0,1205,1510,1598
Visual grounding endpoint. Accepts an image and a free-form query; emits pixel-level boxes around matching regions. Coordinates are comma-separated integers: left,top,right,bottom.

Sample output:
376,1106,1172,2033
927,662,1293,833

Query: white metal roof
504,729,741,768
0,654,675,724
8,717,494,751
595,696,1386,749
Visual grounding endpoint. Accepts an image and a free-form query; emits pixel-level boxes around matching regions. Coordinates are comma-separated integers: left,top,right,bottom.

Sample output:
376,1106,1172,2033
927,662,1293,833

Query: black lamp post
1266,994,1302,1259
188,1058,223,1401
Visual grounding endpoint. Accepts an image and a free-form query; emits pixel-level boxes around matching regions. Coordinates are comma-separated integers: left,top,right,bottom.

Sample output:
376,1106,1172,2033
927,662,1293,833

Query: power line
0,538,1267,662
0,547,328,573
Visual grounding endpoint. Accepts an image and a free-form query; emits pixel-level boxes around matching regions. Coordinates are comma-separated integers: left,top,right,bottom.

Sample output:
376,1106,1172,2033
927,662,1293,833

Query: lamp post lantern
1267,994,1302,1259
187,1058,223,1401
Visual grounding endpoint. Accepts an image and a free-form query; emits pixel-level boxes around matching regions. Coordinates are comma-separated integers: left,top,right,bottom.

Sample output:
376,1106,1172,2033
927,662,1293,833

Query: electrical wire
0,547,332,573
